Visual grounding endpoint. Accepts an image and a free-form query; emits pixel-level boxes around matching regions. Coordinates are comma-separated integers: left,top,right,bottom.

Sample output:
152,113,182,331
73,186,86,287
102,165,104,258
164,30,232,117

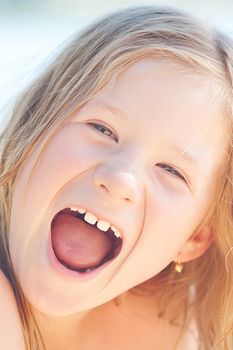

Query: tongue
51,213,114,270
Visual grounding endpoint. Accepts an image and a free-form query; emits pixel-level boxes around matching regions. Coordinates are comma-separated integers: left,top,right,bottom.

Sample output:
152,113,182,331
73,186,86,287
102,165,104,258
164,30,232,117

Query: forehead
108,57,219,117
78,57,227,179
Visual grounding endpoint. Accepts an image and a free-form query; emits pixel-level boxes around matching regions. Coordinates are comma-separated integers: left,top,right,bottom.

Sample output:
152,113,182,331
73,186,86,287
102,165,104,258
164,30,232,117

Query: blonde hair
0,6,233,349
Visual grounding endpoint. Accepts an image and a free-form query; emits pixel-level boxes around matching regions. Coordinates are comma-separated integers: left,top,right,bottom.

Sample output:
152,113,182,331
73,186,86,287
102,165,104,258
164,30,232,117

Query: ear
173,225,214,263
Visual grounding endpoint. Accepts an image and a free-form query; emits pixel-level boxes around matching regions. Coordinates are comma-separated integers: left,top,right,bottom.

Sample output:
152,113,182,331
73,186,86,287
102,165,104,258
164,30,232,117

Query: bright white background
1,0,233,127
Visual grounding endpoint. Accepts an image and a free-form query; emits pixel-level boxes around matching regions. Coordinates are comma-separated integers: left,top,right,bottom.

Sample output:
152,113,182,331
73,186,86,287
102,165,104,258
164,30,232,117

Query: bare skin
0,272,197,349
33,289,198,350
5,57,226,349
0,270,25,350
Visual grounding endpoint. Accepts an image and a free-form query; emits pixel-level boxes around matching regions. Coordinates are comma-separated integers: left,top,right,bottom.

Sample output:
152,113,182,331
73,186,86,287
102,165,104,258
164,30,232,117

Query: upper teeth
84,212,97,225
70,207,122,239
97,219,110,232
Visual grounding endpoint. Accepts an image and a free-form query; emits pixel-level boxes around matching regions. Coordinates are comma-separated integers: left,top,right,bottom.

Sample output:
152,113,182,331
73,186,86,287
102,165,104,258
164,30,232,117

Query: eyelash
89,122,186,183
156,163,186,182
89,122,117,141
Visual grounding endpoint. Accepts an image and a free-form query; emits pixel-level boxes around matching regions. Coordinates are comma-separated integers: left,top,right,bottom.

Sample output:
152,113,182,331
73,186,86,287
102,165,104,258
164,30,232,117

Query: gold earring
175,254,184,273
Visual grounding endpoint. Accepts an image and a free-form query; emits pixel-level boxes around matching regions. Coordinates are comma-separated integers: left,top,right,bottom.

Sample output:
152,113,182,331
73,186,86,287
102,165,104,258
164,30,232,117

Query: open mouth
50,208,123,273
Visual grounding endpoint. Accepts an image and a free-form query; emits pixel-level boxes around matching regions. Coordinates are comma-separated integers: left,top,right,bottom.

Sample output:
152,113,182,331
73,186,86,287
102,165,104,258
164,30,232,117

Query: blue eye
157,163,186,182
89,123,117,141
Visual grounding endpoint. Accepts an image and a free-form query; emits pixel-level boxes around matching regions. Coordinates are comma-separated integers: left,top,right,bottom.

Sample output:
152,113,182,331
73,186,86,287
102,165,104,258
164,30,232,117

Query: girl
0,5,233,350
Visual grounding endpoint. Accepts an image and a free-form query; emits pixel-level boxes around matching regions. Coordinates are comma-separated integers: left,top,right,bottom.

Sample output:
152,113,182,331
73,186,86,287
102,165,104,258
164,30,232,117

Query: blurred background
1,0,233,127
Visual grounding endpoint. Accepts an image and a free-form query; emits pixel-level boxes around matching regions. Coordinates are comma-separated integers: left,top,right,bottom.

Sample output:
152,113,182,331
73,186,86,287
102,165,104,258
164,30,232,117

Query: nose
93,162,143,203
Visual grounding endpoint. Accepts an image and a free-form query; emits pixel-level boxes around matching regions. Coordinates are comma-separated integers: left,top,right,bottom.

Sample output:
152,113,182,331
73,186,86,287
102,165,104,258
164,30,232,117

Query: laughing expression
9,57,225,315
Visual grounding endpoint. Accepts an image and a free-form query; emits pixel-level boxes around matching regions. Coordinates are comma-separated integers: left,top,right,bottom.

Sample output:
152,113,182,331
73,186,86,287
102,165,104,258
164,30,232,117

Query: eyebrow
86,101,128,120
86,102,200,168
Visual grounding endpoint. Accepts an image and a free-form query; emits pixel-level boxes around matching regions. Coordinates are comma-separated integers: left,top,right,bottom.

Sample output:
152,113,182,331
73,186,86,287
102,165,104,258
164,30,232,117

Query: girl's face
9,57,225,316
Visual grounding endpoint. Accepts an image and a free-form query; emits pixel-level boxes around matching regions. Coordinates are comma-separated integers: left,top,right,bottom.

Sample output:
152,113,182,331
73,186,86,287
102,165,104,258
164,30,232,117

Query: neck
31,291,164,350
31,305,90,350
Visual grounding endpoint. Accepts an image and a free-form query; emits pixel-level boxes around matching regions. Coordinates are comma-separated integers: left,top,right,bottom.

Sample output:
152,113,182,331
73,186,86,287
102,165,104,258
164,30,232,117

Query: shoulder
0,269,25,349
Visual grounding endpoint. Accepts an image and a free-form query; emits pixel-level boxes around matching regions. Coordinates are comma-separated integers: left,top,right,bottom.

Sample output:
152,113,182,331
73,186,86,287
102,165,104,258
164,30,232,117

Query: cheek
147,191,194,247
142,185,209,258
149,180,194,222
128,201,201,284
13,124,96,216
9,125,96,263
113,197,193,288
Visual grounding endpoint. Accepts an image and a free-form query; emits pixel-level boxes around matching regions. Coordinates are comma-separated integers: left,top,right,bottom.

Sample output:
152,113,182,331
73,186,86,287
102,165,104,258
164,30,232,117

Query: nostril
99,184,109,192
98,183,131,202
93,169,141,202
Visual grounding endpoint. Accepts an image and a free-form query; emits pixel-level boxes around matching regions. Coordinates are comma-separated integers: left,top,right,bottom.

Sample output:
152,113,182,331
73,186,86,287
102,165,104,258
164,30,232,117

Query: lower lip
47,229,116,281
